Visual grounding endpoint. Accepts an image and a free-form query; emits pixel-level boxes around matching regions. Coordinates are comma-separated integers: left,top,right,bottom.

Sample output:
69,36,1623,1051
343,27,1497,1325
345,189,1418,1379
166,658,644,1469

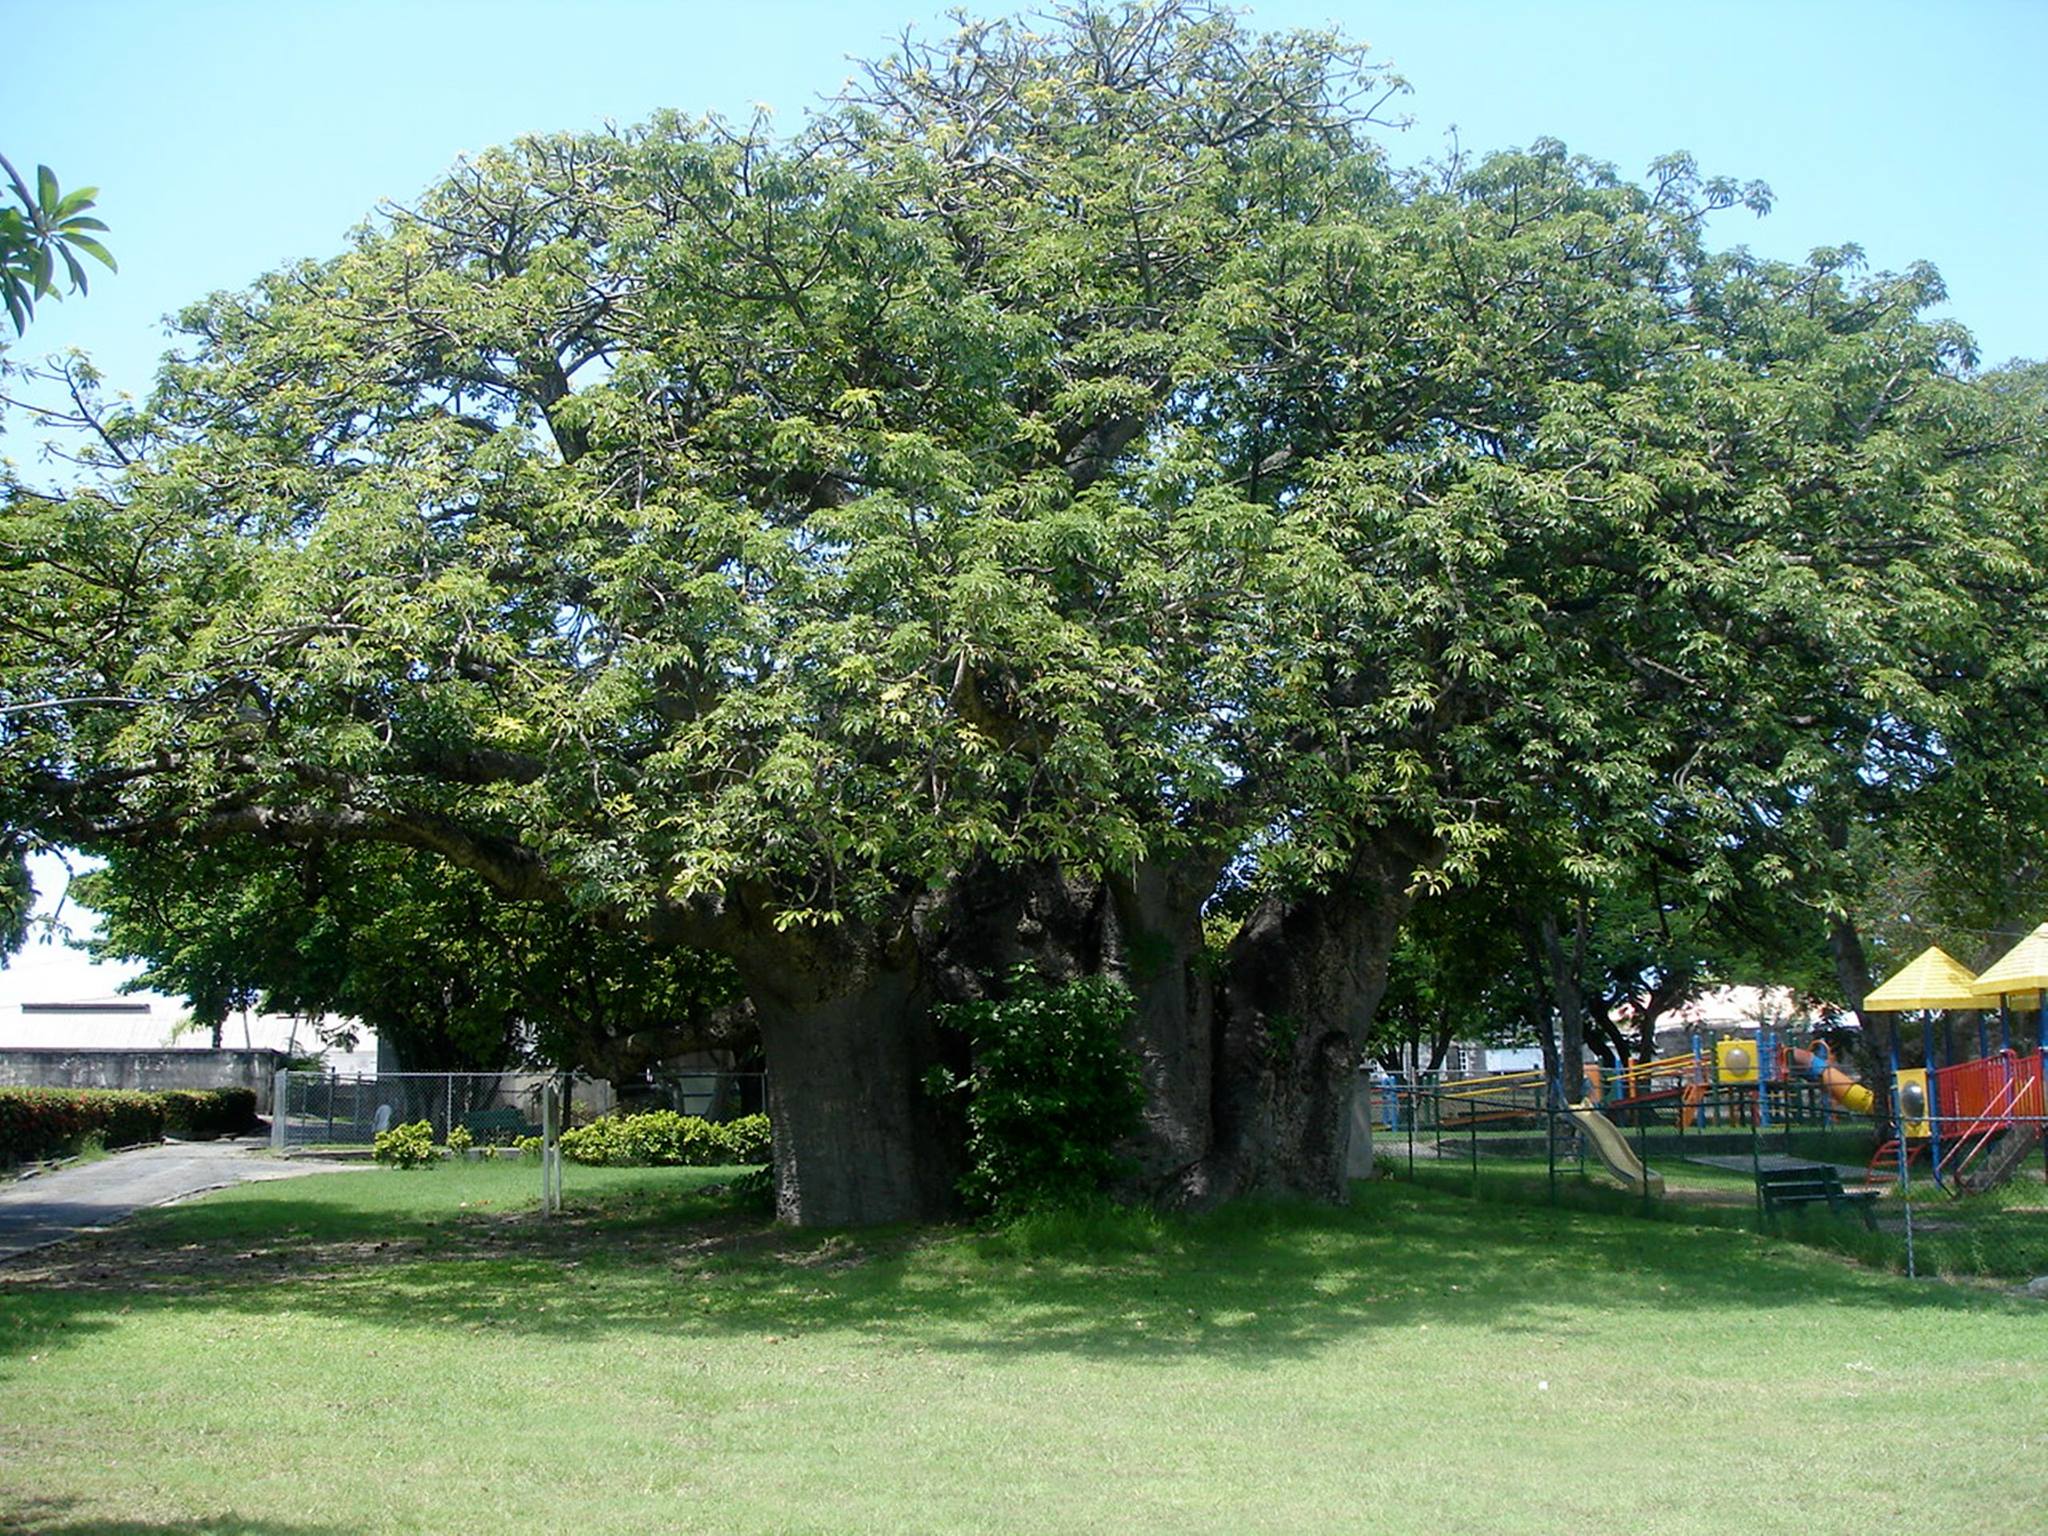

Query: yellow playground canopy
1861,945,1982,1012
1970,922,2048,1007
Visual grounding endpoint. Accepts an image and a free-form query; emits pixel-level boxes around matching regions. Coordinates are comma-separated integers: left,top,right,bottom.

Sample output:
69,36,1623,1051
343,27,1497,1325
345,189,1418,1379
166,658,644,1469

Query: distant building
1,963,376,1075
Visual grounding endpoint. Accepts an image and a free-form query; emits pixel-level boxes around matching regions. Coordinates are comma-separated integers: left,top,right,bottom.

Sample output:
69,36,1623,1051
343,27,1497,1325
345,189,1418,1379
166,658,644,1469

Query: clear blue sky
5,0,2045,406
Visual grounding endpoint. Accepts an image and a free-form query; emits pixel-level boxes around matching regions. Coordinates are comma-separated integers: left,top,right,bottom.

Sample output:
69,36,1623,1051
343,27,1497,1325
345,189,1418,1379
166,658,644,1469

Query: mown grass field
1,1162,2043,1536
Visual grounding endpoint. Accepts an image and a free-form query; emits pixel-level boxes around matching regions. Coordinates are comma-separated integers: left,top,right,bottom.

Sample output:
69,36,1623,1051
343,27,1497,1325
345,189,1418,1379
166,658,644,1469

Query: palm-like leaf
0,151,117,335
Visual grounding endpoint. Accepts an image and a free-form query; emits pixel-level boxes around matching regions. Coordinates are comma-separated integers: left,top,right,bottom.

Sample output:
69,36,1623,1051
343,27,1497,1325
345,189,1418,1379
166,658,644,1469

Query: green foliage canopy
3,4,2042,1221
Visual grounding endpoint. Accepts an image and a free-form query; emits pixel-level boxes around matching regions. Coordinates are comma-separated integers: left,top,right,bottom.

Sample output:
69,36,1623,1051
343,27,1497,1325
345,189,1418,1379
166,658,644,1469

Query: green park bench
1756,1164,1882,1231
458,1106,539,1145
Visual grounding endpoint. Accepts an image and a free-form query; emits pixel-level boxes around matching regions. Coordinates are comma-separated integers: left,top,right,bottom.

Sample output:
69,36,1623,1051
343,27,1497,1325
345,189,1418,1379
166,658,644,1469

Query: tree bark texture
723,837,1423,1228
731,921,958,1227
1179,840,1421,1209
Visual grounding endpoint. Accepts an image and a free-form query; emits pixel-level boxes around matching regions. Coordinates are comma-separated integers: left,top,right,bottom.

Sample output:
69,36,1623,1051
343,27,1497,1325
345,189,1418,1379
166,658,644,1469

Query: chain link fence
269,1069,771,1152
269,1071,557,1151
1370,1076,2047,1284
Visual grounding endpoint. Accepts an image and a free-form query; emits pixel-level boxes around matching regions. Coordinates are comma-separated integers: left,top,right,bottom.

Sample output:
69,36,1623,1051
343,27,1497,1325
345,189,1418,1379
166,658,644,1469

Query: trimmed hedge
0,1086,260,1167
557,1111,771,1168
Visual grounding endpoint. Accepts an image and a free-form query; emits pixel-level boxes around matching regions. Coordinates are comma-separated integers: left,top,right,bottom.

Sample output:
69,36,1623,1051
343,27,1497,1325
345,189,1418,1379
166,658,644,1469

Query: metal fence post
1469,1100,1479,1196
1406,1084,1415,1177
1750,1097,1764,1233
540,1078,563,1218
1547,1098,1558,1205
1893,1076,1917,1280
272,1069,288,1154
1636,1108,1650,1216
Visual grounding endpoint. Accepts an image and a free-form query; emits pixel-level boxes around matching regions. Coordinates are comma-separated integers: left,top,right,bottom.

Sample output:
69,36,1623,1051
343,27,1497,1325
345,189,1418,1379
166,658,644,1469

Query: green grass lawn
1,1163,2043,1536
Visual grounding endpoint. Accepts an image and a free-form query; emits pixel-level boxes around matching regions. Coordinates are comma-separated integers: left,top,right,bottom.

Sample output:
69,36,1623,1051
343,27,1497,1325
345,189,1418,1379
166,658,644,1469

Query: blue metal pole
1926,1012,1946,1190
1815,1040,1832,1131
1892,1065,1917,1279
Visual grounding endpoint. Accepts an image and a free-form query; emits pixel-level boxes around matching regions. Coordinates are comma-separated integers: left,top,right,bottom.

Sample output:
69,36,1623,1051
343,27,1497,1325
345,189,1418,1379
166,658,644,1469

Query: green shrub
556,1110,773,1168
372,1119,438,1169
556,1116,627,1165
0,1087,168,1166
929,970,1145,1217
445,1124,473,1154
716,1113,772,1164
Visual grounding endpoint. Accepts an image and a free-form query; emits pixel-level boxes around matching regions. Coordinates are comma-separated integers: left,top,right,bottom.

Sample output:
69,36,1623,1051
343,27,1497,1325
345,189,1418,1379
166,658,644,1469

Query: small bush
372,1119,438,1169
445,1124,473,1154
716,1113,772,1165
929,970,1145,1217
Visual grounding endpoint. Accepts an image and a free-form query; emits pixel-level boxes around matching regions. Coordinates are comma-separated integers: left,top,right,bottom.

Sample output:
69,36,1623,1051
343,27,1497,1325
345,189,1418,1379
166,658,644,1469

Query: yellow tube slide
1784,1046,1875,1116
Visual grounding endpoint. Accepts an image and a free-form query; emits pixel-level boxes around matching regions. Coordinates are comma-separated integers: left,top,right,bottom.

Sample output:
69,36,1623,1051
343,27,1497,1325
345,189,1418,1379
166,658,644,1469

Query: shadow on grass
2,1162,2034,1375
0,1495,350,1536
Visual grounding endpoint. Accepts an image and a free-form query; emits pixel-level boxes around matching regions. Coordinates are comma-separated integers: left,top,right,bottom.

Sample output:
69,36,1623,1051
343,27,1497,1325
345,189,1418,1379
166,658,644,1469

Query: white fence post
541,1079,562,1217
272,1069,289,1155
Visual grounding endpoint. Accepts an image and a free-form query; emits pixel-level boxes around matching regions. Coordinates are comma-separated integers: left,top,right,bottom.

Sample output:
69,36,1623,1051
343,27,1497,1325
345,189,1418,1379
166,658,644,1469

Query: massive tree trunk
1099,858,1228,1194
725,837,1425,1228
730,921,957,1227
1181,839,1422,1209
920,853,1225,1196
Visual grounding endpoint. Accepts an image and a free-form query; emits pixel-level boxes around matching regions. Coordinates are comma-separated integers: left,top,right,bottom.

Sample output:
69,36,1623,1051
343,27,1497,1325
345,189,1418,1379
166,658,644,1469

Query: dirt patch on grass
0,1187,923,1295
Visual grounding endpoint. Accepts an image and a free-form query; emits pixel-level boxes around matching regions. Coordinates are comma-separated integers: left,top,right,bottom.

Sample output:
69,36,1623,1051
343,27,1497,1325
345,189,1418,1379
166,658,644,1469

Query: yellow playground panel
1715,1039,1760,1084
1893,1067,1933,1139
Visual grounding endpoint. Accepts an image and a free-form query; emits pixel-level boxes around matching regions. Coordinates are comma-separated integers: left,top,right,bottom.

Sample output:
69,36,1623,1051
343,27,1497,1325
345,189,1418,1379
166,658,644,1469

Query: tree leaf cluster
4,3,2044,1219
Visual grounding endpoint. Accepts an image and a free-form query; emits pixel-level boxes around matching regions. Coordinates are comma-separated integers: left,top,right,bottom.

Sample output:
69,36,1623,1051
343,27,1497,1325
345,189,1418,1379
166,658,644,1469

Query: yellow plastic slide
1567,1101,1666,1198
1783,1046,1875,1116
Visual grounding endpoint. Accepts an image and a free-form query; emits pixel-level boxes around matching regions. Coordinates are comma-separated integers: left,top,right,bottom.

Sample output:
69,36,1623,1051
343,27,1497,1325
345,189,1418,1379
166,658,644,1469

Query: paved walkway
1685,1152,1874,1181
0,1138,369,1263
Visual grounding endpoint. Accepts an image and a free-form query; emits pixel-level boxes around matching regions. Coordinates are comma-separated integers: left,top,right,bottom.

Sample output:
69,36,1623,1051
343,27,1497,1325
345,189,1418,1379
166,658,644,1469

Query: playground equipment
1783,1045,1874,1115
1954,929,2048,1193
1566,1100,1665,1197
1859,938,2048,1194
1382,942,2048,1203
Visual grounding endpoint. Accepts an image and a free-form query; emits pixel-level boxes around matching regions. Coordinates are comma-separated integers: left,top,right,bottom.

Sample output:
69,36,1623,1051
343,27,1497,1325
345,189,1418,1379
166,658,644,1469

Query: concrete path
1685,1151,1875,1182
0,1138,369,1263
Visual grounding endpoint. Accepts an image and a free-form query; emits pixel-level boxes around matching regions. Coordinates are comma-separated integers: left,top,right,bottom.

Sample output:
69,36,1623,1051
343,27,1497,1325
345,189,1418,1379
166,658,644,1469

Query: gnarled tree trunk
728,838,1426,1228
1181,839,1423,1209
732,921,957,1227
